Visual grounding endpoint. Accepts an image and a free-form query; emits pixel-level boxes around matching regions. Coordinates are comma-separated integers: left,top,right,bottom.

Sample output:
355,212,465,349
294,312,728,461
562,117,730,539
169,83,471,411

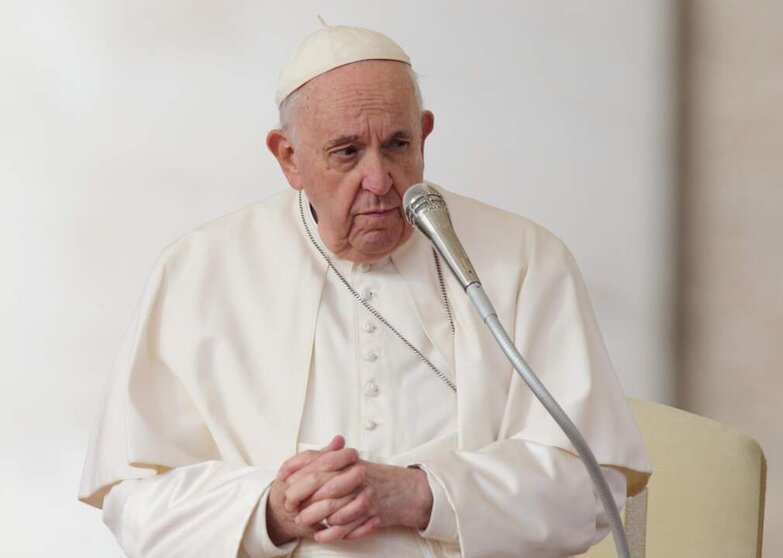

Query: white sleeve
419,439,627,557
101,460,295,558
417,467,459,544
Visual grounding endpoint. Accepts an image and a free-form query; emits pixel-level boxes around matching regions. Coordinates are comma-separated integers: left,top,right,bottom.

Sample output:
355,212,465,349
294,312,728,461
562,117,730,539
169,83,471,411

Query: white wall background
3,1,675,555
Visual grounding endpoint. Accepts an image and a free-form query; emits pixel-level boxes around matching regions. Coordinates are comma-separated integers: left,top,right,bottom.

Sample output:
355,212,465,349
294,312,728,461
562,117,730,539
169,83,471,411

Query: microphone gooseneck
403,182,632,558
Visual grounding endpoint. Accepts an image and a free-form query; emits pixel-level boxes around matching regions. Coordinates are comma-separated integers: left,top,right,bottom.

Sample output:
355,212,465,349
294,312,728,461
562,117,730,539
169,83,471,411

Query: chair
581,398,766,558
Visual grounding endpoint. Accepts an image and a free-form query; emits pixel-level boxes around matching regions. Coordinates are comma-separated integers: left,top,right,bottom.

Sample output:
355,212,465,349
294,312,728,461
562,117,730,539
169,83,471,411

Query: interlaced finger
277,435,345,481
323,486,374,526
344,516,382,541
285,447,359,486
313,515,378,544
295,489,360,527
305,463,366,503
284,470,338,512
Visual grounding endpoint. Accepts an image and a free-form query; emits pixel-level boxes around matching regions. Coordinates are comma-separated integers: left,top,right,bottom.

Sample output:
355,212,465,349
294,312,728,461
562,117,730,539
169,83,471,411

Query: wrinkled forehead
295,60,420,135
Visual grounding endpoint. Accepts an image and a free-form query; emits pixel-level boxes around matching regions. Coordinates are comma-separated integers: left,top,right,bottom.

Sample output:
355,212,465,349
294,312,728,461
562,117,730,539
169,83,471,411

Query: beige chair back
581,399,766,558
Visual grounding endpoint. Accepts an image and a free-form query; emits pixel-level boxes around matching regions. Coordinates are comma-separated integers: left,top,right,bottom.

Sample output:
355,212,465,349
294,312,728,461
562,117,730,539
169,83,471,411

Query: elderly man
80,25,650,557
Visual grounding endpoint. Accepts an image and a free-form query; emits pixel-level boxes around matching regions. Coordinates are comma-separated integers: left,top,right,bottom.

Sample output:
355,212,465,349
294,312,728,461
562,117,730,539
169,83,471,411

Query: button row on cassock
358,273,380,435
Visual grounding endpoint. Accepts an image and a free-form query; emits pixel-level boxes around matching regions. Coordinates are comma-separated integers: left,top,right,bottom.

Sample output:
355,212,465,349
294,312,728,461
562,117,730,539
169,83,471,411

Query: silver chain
298,192,457,393
433,250,455,337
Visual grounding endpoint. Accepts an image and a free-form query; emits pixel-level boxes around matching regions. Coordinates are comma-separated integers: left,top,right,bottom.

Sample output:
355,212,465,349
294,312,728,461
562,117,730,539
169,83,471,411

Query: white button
357,263,372,273
362,322,377,333
362,288,374,300
364,351,378,362
362,418,378,431
364,382,380,397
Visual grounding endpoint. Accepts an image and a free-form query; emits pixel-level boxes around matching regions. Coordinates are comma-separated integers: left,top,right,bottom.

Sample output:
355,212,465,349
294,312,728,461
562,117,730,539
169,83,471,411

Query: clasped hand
266,435,433,545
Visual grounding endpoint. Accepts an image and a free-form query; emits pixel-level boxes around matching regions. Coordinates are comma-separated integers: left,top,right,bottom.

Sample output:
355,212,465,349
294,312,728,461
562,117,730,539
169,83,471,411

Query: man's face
268,60,434,263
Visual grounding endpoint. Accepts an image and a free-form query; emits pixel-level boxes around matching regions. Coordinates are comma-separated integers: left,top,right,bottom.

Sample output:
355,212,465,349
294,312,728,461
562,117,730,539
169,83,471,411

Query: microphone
402,183,480,290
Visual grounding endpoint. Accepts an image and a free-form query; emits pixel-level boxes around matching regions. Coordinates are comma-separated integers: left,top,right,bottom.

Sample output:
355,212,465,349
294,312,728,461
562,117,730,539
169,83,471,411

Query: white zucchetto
275,24,411,106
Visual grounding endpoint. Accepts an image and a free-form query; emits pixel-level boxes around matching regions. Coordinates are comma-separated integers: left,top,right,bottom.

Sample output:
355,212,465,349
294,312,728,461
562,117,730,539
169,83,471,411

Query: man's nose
360,151,393,196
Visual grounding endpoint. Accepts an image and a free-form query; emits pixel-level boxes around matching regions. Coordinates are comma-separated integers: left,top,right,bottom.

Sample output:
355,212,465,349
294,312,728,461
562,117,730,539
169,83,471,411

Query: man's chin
349,229,411,262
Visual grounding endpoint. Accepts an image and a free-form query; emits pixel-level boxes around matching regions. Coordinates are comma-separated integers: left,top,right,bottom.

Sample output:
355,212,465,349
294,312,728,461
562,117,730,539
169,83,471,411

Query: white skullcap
275,24,411,107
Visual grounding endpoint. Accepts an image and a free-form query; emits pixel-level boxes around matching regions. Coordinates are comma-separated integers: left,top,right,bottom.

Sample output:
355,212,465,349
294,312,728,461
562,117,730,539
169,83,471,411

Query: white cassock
79,186,651,557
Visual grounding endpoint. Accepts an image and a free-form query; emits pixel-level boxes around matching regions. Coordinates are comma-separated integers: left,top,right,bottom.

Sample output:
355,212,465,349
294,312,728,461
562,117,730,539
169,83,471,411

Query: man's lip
358,208,398,215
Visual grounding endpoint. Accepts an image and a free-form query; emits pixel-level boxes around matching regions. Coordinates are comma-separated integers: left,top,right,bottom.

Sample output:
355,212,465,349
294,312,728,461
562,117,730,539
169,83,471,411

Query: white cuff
416,465,459,544
242,484,299,558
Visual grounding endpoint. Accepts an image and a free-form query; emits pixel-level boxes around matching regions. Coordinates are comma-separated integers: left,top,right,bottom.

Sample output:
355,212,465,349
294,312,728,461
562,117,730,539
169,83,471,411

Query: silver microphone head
403,182,447,225
403,183,480,290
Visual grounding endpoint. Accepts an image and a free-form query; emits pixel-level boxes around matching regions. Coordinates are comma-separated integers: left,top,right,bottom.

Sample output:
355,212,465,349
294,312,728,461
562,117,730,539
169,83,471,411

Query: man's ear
266,129,303,190
420,110,435,155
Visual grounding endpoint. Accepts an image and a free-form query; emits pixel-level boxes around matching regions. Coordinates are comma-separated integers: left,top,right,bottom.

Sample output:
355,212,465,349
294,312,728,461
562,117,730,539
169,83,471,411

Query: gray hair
278,64,424,147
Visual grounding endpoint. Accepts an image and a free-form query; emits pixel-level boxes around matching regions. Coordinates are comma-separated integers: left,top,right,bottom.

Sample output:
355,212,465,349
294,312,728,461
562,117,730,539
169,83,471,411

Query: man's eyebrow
324,135,359,150
389,130,413,140
324,131,414,150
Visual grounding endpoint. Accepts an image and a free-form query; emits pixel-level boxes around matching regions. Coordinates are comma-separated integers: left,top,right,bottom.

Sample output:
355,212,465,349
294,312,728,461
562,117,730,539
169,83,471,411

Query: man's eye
389,139,410,149
333,146,358,157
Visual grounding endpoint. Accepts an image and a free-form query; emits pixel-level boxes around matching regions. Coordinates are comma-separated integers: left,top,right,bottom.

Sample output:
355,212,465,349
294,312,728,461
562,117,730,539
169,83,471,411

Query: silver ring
320,518,331,529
